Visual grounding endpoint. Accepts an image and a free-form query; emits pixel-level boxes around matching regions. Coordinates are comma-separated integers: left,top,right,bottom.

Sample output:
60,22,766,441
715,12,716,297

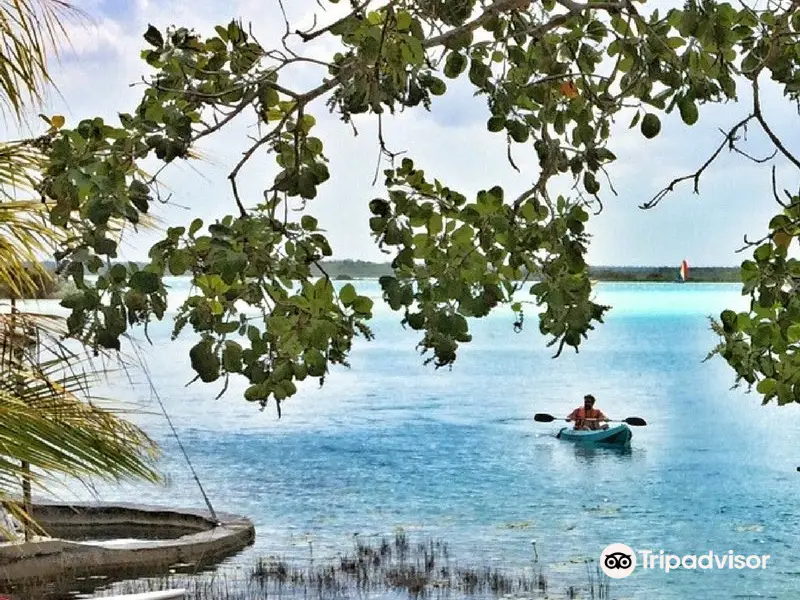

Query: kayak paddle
534,413,647,427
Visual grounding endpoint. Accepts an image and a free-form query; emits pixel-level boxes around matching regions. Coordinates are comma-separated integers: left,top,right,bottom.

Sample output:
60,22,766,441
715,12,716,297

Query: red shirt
567,406,607,429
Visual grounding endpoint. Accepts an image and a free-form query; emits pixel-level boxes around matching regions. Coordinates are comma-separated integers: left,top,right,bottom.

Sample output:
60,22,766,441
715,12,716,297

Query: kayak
557,424,632,447
557,424,632,446
101,592,185,600
101,591,186,600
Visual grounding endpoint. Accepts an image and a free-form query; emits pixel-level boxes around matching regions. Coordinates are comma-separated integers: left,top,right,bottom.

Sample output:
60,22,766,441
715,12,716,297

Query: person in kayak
566,395,609,430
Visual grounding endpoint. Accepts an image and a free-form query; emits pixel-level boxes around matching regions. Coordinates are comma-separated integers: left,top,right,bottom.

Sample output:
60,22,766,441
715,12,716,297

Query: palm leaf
0,2,166,542
0,381,160,483
0,198,60,298
0,191,163,300
0,140,40,195
0,0,83,120
0,311,161,494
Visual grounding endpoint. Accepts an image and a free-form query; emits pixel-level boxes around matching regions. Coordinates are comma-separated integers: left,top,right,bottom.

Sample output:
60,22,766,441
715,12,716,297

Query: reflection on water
569,443,634,463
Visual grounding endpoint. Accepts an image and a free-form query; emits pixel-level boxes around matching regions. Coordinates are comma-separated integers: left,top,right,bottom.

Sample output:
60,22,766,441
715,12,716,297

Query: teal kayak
557,424,632,447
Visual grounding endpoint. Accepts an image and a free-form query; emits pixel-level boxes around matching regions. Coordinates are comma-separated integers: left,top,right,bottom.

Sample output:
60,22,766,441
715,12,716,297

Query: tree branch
372,113,405,185
228,111,296,218
422,0,608,49
296,0,374,42
490,0,627,44
752,77,800,171
734,217,800,253
770,164,798,208
642,114,755,209
191,89,261,143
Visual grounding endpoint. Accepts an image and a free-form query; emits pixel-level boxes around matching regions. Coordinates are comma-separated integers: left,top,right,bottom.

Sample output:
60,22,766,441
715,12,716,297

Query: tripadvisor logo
600,543,636,578
600,544,770,578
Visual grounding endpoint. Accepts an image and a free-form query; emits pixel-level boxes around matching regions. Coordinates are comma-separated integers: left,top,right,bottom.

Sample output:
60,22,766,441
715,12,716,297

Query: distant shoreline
307,261,741,284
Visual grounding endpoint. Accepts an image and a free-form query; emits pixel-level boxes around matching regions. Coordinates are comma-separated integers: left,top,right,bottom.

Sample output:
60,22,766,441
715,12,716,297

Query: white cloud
2,0,797,267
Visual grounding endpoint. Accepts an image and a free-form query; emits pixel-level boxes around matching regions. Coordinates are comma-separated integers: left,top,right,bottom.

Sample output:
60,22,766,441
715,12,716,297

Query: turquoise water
24,281,800,598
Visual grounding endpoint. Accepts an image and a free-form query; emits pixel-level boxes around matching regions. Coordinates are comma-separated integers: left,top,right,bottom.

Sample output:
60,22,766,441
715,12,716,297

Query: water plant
22,534,611,600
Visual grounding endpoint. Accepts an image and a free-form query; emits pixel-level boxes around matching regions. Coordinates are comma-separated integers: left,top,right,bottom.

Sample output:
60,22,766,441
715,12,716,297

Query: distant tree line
588,266,740,282
313,261,741,283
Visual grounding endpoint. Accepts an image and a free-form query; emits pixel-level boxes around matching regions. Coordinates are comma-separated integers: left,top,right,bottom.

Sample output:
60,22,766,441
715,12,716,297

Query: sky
7,0,800,266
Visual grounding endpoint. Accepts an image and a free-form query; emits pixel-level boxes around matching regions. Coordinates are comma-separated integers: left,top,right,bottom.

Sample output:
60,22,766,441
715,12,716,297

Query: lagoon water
23,280,800,599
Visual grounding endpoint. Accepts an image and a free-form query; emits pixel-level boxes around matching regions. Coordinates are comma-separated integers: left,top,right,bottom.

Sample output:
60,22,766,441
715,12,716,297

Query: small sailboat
676,259,689,283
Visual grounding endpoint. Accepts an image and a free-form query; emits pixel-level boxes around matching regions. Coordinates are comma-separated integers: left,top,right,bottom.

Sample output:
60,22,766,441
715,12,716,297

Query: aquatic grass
2,533,610,599
67,534,604,600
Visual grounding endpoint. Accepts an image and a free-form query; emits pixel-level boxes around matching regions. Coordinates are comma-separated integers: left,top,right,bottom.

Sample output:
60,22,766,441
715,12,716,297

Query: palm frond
0,140,41,196
0,198,60,298
0,311,161,495
0,0,83,119
0,382,160,483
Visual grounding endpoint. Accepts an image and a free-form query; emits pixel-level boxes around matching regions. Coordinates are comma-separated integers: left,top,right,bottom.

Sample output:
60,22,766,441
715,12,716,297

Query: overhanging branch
752,77,800,171
642,114,755,209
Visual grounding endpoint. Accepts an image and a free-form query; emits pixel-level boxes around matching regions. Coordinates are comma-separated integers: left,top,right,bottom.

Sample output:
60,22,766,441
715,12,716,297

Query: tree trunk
10,298,32,541
22,462,30,542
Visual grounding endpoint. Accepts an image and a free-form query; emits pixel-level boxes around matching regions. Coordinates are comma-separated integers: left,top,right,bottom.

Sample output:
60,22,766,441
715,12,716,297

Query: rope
130,340,219,524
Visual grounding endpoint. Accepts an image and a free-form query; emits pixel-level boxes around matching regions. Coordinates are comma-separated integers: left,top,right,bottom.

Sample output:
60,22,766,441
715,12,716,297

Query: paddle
534,413,647,427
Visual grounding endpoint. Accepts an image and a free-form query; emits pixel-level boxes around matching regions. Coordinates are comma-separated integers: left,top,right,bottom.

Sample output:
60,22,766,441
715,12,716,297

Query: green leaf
610,15,629,35
129,180,150,213
756,378,777,395
306,137,324,154
506,120,529,143
395,11,412,30
720,309,737,333
301,215,318,230
96,330,121,350
227,20,244,43
444,52,467,79
189,340,220,383
468,59,491,87
487,116,505,132
583,172,600,195
223,341,243,372
297,171,317,199
209,300,224,315
189,218,203,236
353,296,374,315
754,244,772,262
169,250,191,276
586,20,607,42
110,264,127,283
736,312,751,331
129,271,160,294
678,97,699,125
60,292,86,310
340,283,357,307
215,321,240,334
640,113,661,139
144,25,164,48
244,384,267,402
214,25,229,41
427,76,447,96
428,213,443,235
787,324,800,344
94,238,117,256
